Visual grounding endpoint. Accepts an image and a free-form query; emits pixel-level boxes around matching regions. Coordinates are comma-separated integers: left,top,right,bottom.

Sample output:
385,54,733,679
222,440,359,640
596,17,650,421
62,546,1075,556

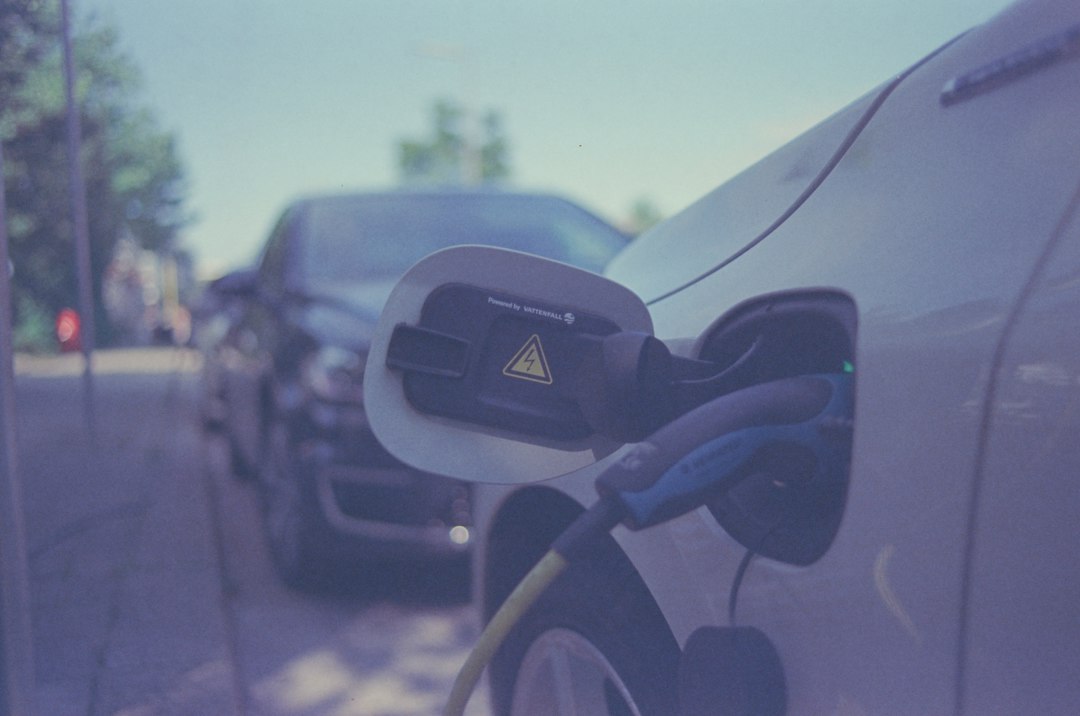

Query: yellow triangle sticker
502,334,553,385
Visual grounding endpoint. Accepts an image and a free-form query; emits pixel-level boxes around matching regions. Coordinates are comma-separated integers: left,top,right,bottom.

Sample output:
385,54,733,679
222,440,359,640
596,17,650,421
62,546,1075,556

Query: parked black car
194,267,257,431
215,188,628,587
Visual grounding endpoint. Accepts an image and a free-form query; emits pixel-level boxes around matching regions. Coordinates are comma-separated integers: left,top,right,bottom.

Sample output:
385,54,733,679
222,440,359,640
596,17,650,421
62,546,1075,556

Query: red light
56,308,81,352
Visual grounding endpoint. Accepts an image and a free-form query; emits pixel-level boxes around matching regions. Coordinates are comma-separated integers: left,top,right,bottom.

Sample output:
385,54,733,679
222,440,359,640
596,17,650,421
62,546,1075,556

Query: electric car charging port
695,288,857,565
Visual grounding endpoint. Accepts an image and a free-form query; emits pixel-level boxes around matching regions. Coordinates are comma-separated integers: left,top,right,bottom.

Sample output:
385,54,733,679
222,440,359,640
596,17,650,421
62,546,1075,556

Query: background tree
399,98,510,185
0,2,189,349
0,1,52,116
626,196,663,236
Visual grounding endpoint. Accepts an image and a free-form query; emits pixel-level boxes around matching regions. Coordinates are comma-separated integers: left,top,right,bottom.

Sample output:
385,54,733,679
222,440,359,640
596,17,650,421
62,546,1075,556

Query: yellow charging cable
443,497,629,715
443,549,568,716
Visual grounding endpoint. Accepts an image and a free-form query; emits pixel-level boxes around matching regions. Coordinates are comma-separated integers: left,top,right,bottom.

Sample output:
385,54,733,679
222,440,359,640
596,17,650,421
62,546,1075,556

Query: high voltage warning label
502,334,553,384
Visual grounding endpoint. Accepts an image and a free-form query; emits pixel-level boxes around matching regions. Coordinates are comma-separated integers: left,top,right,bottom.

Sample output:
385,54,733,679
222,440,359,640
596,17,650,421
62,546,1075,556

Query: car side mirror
365,246,653,484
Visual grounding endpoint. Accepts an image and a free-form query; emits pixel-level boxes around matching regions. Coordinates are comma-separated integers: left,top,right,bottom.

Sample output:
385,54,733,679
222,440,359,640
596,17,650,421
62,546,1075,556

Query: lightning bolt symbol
504,335,552,384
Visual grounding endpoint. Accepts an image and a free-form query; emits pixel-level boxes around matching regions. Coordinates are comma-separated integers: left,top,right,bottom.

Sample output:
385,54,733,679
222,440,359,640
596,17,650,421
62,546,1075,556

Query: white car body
467,0,1080,712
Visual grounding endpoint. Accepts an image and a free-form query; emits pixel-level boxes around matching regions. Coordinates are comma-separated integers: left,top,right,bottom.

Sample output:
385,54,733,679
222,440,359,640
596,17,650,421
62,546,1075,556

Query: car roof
289,185,575,207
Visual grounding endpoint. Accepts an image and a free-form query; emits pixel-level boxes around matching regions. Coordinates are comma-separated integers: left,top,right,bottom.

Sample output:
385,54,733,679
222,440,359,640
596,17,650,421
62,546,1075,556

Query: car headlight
301,346,368,404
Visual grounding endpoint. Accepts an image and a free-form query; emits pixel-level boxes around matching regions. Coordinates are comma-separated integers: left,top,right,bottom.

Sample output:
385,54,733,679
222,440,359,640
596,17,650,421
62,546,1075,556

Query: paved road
15,348,489,715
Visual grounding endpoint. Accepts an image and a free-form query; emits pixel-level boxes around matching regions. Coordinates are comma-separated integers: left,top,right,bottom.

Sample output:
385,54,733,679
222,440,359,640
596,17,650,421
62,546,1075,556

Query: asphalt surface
14,347,489,716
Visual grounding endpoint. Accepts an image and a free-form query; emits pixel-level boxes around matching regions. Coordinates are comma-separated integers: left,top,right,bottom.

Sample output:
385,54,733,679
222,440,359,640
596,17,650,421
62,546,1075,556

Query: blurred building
103,236,195,345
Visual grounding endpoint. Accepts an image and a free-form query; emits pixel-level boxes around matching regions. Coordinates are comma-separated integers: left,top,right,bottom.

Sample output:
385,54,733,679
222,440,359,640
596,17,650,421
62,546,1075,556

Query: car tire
490,532,680,716
259,418,335,589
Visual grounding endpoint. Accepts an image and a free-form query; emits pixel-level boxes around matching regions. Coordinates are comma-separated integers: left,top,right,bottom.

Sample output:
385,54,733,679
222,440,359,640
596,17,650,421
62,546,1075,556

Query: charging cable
444,373,853,716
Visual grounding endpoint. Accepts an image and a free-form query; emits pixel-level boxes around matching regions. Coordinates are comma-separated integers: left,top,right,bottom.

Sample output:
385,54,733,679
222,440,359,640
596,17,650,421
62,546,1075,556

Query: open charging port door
365,246,653,484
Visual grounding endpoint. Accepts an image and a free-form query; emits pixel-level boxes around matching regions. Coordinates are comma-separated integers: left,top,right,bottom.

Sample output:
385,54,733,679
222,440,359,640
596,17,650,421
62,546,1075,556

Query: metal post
61,0,96,442
0,136,37,716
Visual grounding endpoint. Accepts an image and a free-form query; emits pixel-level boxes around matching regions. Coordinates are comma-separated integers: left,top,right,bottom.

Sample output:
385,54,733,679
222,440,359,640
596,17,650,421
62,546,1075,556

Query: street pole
0,135,37,716
61,0,97,444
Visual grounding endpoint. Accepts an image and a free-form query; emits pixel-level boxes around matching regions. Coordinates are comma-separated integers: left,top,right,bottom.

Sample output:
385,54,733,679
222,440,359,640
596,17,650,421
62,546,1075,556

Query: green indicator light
843,360,855,373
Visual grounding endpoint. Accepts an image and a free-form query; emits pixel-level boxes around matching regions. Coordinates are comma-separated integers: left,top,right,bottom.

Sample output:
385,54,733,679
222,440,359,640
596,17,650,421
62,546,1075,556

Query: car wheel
259,419,334,588
491,533,680,716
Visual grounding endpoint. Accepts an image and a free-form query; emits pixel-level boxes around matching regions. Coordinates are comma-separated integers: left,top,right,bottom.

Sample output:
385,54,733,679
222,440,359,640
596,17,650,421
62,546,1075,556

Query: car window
296,193,626,287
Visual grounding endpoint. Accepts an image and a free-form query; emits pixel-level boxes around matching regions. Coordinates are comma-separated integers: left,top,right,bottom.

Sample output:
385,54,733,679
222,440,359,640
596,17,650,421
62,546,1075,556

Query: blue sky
81,0,1016,278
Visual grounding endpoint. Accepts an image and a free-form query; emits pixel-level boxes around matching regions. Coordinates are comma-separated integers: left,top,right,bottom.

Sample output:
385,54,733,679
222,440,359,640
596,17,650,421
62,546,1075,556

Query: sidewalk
17,348,241,715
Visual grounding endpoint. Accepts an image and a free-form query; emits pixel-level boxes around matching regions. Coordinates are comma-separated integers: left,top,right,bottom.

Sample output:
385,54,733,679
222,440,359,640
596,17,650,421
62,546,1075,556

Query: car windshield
296,193,626,286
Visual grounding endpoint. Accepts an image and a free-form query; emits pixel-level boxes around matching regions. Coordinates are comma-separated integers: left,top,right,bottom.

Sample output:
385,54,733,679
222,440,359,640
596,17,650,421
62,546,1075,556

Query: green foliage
399,98,510,185
478,110,509,183
1,1,189,348
0,1,54,124
11,292,52,353
627,197,663,235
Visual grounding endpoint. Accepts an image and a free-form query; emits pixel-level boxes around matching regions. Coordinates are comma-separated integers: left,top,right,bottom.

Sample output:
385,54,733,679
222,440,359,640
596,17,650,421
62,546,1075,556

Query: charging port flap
365,246,653,484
